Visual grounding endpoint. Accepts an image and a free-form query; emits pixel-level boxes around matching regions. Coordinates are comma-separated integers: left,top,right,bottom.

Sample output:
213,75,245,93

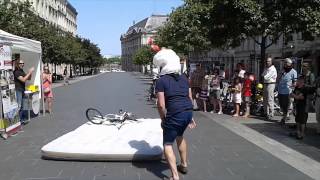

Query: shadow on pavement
129,140,168,179
245,122,320,162
249,115,279,123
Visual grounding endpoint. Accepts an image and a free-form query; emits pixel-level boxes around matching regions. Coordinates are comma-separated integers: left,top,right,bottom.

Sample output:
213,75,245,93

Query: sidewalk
51,72,107,89
200,112,320,180
136,72,320,179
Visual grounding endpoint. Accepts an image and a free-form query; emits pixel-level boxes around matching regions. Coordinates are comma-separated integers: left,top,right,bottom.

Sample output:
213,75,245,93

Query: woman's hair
237,63,245,70
233,77,240,84
43,66,50,73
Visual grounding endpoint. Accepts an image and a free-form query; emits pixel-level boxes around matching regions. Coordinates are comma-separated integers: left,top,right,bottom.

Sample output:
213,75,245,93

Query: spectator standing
314,77,320,135
63,67,69,85
180,56,188,76
301,62,315,112
76,67,80,76
236,63,246,79
154,48,196,180
278,58,297,125
42,66,53,114
232,77,242,117
262,57,277,120
199,73,209,112
242,72,253,118
209,69,223,114
190,64,205,110
290,76,308,139
13,59,34,124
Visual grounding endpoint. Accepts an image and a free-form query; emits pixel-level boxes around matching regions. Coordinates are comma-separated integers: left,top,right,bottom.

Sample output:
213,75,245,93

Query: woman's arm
235,84,241,93
47,74,52,83
157,92,166,121
188,88,193,102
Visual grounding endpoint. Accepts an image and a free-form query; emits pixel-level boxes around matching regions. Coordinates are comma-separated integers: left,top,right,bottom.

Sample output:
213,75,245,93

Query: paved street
0,72,319,180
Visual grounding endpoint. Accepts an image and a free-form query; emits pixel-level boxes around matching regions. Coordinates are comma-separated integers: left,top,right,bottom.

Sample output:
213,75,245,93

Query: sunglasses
19,63,24,65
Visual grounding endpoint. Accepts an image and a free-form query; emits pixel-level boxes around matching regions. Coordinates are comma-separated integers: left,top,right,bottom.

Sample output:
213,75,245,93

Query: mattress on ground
41,118,163,161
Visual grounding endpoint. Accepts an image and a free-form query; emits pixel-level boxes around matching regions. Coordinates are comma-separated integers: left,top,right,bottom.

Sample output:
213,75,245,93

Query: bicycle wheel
86,108,104,124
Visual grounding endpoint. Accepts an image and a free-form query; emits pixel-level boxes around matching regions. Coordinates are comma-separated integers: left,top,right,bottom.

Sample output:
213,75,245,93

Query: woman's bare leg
218,100,222,113
203,100,207,112
213,99,217,113
176,136,187,167
164,144,179,180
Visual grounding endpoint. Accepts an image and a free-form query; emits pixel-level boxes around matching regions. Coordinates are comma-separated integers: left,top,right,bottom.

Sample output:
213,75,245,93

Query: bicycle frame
86,108,137,129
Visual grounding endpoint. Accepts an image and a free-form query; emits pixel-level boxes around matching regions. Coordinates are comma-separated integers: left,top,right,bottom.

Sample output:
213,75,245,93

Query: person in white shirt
237,63,246,79
262,57,277,120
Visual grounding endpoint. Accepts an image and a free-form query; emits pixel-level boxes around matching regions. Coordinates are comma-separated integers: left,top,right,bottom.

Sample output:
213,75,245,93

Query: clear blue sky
68,0,184,56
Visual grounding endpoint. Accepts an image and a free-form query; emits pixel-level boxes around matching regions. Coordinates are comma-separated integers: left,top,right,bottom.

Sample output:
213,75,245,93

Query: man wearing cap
262,57,277,120
278,58,297,125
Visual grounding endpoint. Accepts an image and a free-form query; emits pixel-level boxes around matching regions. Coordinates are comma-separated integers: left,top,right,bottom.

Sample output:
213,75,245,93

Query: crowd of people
152,48,319,180
189,57,320,140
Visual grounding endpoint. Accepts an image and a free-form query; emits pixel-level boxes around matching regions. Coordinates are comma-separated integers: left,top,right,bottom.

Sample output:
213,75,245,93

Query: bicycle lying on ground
85,108,139,129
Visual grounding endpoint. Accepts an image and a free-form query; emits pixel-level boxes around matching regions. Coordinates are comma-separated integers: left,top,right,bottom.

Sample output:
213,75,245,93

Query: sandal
177,164,188,174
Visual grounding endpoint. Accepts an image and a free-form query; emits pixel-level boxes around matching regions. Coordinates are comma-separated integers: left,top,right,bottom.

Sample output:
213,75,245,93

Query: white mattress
41,118,163,161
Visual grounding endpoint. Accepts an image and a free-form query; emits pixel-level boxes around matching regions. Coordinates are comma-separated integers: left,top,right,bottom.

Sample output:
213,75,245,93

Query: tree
187,0,320,71
107,57,121,64
158,0,320,73
156,2,211,55
0,0,104,70
133,46,155,65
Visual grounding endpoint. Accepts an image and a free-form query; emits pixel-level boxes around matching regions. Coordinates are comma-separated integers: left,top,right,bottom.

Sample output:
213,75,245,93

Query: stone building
120,15,168,72
12,0,78,35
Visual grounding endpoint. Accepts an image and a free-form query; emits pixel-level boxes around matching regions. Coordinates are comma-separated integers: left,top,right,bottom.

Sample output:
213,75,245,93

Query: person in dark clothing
13,59,34,124
154,48,196,180
290,76,308,139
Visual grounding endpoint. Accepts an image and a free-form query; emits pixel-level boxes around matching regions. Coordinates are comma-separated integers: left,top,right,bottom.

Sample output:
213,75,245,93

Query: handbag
43,87,50,93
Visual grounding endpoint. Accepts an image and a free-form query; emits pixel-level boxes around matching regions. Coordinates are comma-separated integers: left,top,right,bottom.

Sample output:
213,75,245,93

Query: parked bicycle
85,108,138,129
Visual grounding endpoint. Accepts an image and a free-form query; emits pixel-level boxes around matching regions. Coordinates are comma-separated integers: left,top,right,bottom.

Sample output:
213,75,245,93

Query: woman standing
154,48,196,180
209,69,223,114
199,74,209,112
232,77,242,117
42,66,53,113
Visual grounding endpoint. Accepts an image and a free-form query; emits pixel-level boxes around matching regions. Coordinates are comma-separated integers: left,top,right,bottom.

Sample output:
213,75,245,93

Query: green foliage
157,0,320,64
106,57,121,64
133,46,155,65
205,0,320,48
156,2,211,55
0,0,104,68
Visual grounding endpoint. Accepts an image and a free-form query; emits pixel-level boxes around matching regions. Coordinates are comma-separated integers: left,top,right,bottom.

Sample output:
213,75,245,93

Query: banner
0,45,13,70
0,45,20,137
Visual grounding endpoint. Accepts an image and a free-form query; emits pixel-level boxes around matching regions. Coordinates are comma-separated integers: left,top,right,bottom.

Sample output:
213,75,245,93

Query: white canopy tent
0,29,43,115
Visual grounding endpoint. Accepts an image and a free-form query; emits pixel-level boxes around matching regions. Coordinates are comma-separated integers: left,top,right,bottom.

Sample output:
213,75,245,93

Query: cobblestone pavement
0,72,318,180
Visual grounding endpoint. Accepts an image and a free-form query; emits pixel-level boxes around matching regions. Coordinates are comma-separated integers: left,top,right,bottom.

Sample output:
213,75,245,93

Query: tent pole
41,59,46,117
